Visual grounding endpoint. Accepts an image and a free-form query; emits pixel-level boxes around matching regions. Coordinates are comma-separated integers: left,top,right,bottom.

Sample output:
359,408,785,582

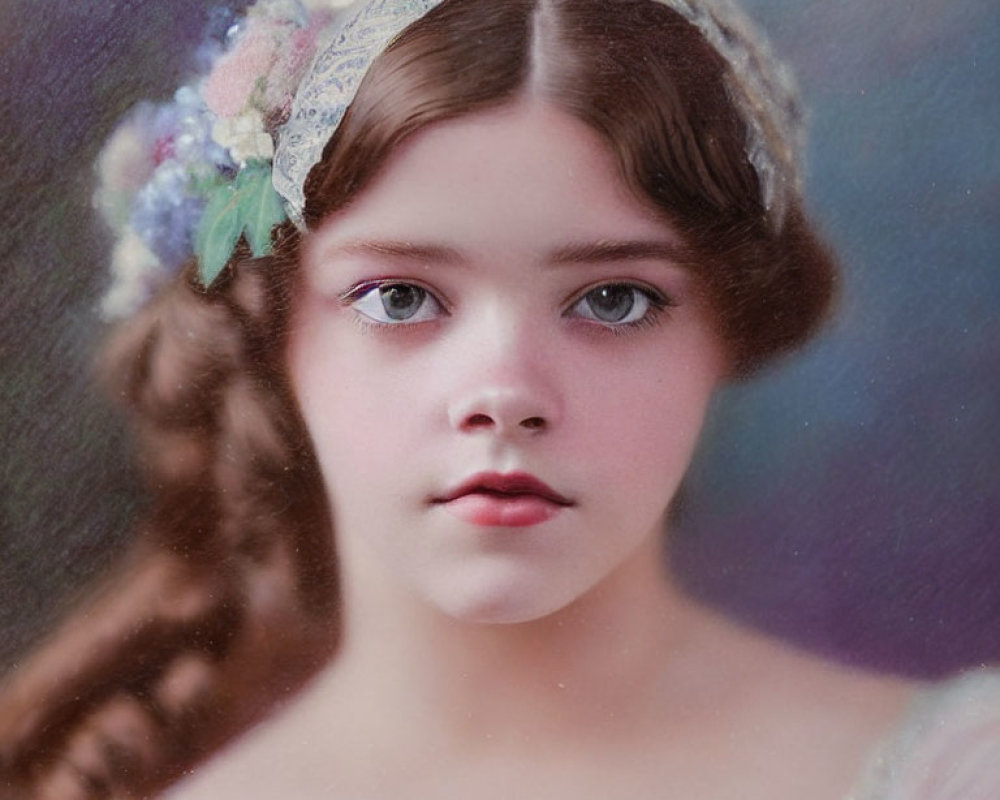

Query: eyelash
565,282,673,335
337,279,674,334
338,280,448,332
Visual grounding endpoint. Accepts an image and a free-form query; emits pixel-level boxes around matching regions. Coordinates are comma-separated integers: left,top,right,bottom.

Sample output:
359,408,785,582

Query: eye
567,283,666,326
349,282,444,324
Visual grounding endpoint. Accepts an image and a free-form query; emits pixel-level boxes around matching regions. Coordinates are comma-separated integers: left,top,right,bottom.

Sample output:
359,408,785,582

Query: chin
441,597,566,626
425,563,584,626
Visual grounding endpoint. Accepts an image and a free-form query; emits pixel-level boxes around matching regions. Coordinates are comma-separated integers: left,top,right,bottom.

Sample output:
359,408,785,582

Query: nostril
520,416,546,431
466,413,494,429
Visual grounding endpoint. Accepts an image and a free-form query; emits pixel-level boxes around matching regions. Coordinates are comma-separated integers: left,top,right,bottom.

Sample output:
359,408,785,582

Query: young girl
1,0,997,797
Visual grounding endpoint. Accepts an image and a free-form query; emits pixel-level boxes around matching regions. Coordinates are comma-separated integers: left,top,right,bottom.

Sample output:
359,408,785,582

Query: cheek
287,315,437,481
563,342,719,491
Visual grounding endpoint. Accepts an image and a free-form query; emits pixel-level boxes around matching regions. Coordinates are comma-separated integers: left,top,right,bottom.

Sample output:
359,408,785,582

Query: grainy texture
1,0,998,676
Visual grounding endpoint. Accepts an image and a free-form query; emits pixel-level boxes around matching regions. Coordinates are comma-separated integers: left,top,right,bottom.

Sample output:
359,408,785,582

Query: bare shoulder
673,606,923,729
163,615,929,800
163,674,346,800
730,622,924,748
666,613,926,799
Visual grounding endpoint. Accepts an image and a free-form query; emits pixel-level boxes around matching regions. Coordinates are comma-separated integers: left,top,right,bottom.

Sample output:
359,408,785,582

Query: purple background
1,0,997,677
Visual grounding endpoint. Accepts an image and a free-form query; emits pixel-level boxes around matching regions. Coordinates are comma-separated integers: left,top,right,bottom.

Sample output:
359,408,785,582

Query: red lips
435,472,573,506
433,472,573,527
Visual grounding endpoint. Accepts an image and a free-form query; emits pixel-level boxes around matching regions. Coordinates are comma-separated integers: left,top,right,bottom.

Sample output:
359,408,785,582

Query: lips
436,472,573,505
433,472,573,527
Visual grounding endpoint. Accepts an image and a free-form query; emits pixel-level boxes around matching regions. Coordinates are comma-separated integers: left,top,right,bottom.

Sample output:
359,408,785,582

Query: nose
445,317,560,439
448,385,555,437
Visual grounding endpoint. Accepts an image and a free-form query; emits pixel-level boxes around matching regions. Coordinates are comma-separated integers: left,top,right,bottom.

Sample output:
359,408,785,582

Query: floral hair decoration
96,0,805,320
96,0,345,319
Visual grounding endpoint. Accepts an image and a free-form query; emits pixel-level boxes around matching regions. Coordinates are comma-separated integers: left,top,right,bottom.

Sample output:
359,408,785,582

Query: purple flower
130,162,206,269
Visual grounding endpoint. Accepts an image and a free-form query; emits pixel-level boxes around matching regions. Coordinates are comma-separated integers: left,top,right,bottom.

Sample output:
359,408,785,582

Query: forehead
305,99,681,263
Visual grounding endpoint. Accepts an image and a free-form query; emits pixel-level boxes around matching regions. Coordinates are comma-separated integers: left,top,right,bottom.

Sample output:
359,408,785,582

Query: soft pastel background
1,0,997,676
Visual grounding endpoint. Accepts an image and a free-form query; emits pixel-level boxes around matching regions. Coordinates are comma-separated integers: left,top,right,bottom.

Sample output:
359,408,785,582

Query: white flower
211,109,275,163
94,108,157,233
101,227,169,320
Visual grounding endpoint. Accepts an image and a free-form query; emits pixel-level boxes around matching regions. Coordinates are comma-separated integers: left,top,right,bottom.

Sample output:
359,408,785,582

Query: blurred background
1,0,997,677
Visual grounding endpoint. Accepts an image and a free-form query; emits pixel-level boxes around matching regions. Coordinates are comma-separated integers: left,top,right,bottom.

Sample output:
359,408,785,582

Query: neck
319,530,718,750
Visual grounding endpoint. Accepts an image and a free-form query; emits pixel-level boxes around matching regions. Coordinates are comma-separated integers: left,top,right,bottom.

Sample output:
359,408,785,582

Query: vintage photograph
1,0,997,797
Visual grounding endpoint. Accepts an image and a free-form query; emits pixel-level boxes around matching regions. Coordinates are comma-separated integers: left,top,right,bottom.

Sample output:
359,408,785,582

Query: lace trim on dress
846,668,1000,800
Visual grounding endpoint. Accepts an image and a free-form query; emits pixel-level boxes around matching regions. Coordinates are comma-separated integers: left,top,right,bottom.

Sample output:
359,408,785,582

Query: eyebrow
546,239,685,266
320,239,465,265
319,238,686,268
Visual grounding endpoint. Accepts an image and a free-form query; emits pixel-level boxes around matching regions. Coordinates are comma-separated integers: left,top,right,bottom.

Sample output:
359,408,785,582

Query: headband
274,0,803,231
273,0,447,229
96,0,803,319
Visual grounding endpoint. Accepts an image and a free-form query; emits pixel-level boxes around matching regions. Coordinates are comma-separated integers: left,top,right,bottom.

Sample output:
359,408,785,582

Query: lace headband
97,0,803,319
274,0,803,231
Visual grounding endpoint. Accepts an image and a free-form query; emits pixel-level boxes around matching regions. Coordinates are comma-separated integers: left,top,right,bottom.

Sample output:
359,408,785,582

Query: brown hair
0,1,836,796
309,0,836,375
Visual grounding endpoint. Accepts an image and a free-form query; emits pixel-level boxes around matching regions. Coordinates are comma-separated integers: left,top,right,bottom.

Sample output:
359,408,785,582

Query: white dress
849,668,1000,799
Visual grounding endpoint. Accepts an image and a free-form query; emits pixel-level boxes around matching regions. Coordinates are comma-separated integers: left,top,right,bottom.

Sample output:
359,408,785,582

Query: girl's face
288,101,725,625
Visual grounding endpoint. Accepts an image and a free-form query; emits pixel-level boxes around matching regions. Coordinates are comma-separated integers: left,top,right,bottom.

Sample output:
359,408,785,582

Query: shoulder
161,673,347,800
162,722,301,800
852,668,1000,800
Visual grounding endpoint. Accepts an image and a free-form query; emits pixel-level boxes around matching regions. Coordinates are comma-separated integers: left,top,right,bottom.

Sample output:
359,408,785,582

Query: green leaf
235,160,286,257
189,170,225,196
194,183,242,287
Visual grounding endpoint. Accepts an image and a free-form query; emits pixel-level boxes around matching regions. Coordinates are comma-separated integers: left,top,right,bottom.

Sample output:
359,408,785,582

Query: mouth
436,472,573,505
432,472,574,528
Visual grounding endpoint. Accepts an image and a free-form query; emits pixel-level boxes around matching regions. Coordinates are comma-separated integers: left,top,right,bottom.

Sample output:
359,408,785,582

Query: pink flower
263,20,324,114
202,27,281,118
